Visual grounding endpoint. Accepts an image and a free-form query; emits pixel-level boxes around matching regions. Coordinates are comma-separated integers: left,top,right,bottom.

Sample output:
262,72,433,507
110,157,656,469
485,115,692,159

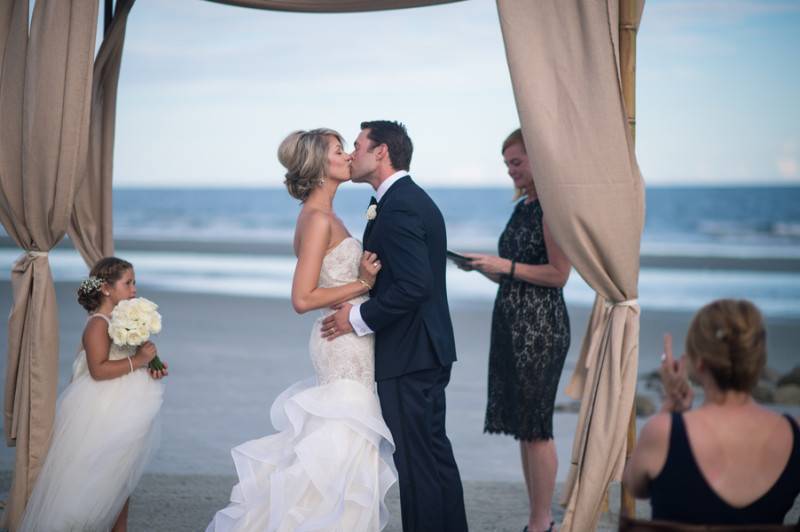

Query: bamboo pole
619,0,639,520
620,0,638,143
104,0,114,36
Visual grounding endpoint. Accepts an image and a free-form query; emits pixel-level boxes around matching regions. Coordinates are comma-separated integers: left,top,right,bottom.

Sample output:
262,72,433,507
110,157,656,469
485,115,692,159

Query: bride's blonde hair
278,128,344,202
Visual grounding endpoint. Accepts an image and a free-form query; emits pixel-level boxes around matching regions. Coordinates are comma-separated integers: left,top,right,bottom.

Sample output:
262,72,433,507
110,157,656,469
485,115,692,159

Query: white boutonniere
366,204,377,221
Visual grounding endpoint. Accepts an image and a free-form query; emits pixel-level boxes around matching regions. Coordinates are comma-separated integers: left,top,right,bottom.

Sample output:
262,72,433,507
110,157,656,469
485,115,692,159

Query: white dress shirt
349,170,409,336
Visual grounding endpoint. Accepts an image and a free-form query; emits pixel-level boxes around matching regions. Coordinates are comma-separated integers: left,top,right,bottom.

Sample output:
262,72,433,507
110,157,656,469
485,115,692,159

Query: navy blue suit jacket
361,176,457,381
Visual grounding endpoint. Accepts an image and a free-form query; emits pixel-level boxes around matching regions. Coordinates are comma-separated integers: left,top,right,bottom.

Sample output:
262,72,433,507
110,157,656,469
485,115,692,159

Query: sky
111,0,800,188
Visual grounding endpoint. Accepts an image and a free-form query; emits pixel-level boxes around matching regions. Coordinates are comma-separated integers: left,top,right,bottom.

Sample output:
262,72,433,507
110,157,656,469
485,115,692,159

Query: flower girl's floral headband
78,276,104,296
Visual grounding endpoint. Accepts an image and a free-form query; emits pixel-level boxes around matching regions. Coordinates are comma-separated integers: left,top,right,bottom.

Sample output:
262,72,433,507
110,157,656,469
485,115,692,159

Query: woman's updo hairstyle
77,256,133,312
278,128,344,202
685,298,766,392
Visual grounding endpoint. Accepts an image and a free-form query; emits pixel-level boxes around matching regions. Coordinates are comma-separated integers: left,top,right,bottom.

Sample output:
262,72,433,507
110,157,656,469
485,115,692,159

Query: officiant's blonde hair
278,128,344,202
502,128,527,201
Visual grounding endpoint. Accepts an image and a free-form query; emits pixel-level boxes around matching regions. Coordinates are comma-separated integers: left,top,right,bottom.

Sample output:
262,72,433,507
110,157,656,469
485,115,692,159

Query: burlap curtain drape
69,0,135,265
206,0,463,12
497,1,645,530
1,0,133,528
0,2,98,527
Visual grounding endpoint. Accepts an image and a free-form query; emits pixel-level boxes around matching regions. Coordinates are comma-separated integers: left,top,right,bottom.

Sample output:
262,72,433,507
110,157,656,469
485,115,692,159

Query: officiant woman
460,128,571,532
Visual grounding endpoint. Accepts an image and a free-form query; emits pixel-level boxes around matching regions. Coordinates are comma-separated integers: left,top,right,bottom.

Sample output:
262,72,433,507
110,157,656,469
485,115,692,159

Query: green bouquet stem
148,355,165,372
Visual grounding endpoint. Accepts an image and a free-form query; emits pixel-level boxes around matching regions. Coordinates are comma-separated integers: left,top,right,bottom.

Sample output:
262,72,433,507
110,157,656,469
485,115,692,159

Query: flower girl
20,257,167,532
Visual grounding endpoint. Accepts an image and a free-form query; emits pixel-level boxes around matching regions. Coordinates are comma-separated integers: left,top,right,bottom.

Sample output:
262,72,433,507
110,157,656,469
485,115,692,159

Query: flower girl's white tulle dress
207,237,397,532
19,313,164,532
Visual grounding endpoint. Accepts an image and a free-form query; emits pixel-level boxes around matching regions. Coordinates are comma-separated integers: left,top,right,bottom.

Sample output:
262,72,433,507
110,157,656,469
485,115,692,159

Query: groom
322,120,468,532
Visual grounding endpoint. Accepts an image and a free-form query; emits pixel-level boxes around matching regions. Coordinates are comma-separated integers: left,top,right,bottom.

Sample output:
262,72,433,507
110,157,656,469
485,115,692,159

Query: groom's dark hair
360,120,413,171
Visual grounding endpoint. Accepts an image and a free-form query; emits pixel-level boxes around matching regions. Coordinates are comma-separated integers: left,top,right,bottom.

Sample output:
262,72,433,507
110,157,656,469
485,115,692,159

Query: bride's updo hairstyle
77,257,133,312
278,128,344,202
685,298,766,393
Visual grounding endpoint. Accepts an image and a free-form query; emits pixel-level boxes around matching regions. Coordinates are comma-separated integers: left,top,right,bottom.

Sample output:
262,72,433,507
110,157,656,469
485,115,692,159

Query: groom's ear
375,143,389,161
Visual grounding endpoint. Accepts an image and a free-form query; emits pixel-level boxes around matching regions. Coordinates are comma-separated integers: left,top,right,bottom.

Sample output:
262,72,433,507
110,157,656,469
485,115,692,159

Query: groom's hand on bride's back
321,303,354,341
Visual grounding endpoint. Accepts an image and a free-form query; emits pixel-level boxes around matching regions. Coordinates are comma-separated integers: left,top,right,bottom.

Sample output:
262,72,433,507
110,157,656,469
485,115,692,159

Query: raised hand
659,333,693,412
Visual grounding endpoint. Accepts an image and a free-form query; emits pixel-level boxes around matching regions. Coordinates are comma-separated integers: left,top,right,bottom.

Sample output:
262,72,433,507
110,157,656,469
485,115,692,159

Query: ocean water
107,185,800,253
1,185,799,317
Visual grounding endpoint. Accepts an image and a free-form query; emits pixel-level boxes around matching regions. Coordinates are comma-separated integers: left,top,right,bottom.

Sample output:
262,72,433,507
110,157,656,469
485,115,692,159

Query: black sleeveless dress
651,412,800,525
483,199,571,441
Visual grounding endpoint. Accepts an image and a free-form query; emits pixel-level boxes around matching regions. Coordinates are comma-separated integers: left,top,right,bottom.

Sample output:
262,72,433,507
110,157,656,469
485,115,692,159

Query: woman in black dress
624,300,800,526
461,128,571,532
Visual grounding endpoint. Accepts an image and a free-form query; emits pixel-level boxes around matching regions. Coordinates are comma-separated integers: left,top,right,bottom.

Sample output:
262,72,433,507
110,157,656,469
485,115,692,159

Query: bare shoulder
748,403,795,428
295,209,332,248
297,207,334,228
83,315,110,343
633,411,672,477
756,406,797,447
640,411,672,445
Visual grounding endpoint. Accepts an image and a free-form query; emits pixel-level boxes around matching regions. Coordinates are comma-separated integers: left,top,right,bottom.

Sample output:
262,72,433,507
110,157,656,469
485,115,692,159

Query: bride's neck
305,182,337,211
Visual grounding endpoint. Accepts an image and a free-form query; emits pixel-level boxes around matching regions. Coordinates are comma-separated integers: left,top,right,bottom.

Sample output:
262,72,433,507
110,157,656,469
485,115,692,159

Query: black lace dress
484,199,571,441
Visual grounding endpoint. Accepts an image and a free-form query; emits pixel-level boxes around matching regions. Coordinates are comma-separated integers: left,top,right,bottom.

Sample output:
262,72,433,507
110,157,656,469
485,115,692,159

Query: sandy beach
0,470,659,531
0,280,798,529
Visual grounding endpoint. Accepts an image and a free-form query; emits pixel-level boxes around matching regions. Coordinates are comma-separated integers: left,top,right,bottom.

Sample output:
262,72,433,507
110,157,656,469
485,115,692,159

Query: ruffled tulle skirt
207,378,397,532
19,363,163,532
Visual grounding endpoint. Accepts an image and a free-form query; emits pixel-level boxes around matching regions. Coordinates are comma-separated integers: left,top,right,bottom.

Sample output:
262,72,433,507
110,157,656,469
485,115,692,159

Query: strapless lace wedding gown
207,237,397,532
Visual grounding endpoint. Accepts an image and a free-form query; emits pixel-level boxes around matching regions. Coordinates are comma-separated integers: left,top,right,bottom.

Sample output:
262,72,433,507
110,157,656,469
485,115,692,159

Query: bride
207,129,397,531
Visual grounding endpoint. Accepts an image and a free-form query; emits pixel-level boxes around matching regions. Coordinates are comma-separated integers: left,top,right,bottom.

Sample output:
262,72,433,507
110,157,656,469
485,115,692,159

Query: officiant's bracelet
357,278,373,290
508,260,516,280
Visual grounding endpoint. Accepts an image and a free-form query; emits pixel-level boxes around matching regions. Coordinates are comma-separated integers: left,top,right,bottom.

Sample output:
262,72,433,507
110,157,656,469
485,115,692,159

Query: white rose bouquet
108,297,165,371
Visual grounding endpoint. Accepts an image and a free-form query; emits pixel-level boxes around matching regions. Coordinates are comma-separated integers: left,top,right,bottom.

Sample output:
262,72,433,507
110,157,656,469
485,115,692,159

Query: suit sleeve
360,204,432,333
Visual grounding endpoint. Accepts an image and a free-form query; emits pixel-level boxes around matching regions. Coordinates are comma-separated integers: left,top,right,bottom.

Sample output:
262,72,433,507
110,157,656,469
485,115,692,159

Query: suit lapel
363,218,376,245
364,176,411,248
363,196,378,244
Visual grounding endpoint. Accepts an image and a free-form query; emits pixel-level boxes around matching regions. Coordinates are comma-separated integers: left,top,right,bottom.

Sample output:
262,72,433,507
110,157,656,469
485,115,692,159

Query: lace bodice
309,237,374,388
318,237,364,291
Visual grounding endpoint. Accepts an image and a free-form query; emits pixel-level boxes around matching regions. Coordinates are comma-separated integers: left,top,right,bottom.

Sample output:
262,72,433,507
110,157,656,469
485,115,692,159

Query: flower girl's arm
83,320,154,380
291,213,372,314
